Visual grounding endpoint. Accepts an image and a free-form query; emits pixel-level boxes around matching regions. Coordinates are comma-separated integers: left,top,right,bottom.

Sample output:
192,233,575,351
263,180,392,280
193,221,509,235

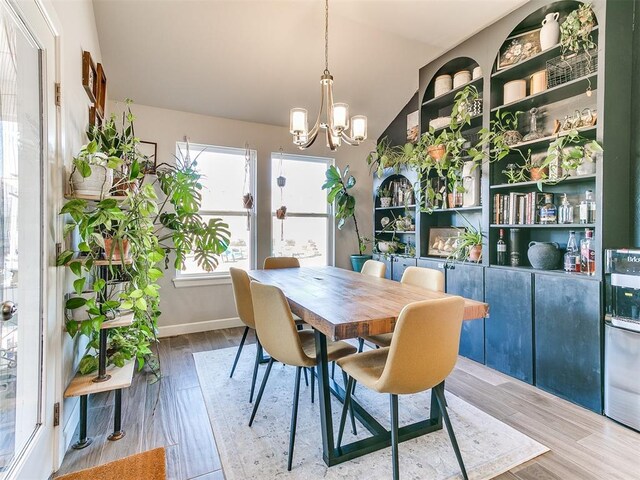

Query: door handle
2,301,17,321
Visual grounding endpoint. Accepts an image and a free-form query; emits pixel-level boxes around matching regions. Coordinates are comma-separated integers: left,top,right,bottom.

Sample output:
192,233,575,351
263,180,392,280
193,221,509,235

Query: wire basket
546,50,598,88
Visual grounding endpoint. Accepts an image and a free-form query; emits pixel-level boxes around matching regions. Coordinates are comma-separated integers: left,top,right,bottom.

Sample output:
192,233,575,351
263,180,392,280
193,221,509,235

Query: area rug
194,346,548,479
55,447,165,479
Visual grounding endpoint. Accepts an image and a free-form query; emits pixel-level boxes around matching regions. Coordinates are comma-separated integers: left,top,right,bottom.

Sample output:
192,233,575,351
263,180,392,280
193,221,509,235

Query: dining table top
247,266,489,341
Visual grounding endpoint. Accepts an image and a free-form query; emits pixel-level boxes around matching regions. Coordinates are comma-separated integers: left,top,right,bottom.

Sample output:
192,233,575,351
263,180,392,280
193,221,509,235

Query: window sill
172,275,232,288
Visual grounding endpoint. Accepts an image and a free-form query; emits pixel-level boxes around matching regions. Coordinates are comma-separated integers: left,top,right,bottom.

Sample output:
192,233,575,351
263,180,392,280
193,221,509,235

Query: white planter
71,164,113,197
69,291,97,321
540,12,560,50
380,197,392,208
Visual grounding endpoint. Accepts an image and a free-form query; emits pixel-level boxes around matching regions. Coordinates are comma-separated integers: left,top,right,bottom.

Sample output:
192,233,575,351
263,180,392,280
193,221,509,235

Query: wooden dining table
247,265,489,467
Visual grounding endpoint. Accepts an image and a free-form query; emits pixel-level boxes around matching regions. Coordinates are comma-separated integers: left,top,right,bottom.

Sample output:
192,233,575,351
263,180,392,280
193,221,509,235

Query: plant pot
350,254,373,273
468,244,482,262
71,164,113,197
276,206,287,220
380,197,392,208
527,241,561,270
112,178,138,196
104,237,131,261
529,167,549,181
243,193,254,209
428,144,446,161
576,160,596,176
68,291,97,321
503,130,523,146
377,241,397,254
107,280,129,300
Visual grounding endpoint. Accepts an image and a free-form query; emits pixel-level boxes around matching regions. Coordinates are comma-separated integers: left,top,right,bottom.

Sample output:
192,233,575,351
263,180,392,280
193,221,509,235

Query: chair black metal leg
310,367,315,404
434,386,468,480
341,371,357,435
336,376,354,448
249,338,263,403
249,358,274,426
288,366,302,471
303,366,309,387
390,394,400,480
230,326,249,378
357,337,365,353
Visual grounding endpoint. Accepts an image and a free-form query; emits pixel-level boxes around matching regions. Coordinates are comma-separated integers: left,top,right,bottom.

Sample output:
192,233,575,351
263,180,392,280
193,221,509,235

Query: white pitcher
540,12,560,50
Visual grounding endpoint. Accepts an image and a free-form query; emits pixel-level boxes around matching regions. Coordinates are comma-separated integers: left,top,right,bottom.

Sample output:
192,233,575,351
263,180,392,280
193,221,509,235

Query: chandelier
289,0,367,151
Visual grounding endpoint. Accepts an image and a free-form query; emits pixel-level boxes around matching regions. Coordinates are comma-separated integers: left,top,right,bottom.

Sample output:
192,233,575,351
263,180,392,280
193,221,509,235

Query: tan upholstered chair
229,267,263,403
360,259,386,278
249,281,357,471
337,297,467,480
360,266,445,350
263,256,300,269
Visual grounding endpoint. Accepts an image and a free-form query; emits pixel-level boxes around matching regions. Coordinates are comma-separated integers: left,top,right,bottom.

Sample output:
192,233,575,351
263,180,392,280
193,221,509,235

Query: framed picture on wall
82,51,98,102
497,29,542,70
427,226,462,257
139,141,158,174
96,63,107,117
88,106,103,128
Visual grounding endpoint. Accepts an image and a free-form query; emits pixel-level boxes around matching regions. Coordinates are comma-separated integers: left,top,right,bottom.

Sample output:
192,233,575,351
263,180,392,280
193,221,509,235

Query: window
176,143,256,277
271,152,334,266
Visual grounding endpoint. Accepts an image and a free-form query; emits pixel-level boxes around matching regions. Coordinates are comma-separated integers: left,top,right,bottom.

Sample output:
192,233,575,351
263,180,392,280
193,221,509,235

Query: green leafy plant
560,3,597,56
377,185,392,198
473,110,528,165
322,165,367,255
367,137,402,178
447,217,485,263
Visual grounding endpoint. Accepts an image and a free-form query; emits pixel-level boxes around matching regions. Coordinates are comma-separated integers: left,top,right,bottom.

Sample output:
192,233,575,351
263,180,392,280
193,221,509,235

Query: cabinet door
372,254,392,280
416,258,447,276
535,276,602,412
392,256,417,282
485,268,534,383
447,264,485,364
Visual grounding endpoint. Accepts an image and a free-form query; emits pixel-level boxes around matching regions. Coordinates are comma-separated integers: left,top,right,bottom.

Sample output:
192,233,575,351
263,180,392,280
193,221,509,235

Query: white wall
51,0,103,460
108,101,374,333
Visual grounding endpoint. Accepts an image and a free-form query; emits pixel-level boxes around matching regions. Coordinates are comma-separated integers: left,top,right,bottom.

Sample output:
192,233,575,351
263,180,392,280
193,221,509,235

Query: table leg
314,329,335,465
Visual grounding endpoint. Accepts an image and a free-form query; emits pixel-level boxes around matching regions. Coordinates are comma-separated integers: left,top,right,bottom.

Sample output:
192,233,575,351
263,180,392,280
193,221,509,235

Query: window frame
173,142,257,283
270,152,335,267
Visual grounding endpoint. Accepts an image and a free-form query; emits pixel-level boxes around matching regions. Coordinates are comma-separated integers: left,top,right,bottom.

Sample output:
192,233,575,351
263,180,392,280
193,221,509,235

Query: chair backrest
263,256,300,269
376,296,465,395
361,259,386,278
229,267,255,329
401,266,445,292
249,281,311,367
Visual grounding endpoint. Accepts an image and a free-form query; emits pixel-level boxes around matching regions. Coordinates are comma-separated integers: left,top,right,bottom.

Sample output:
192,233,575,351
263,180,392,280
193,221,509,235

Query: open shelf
64,360,135,398
508,126,597,151
491,73,597,113
491,223,595,229
490,174,596,191
375,205,417,211
487,264,600,281
430,206,482,213
66,257,134,266
432,113,483,134
64,193,127,202
375,230,416,234
67,311,134,330
422,77,483,110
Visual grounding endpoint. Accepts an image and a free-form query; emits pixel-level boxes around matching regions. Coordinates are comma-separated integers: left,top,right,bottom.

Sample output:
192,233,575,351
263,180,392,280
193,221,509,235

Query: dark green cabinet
372,254,392,280
416,258,446,274
447,264,485,364
485,268,534,384
534,276,602,413
391,256,417,282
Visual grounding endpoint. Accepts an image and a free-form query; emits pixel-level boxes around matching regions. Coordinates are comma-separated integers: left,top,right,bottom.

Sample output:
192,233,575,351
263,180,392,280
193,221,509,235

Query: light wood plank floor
56,327,640,479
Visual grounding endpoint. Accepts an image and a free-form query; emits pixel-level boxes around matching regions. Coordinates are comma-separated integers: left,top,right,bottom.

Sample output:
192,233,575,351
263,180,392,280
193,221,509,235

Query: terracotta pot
276,206,287,220
112,177,138,196
428,144,446,161
529,167,549,181
468,244,482,262
104,237,131,261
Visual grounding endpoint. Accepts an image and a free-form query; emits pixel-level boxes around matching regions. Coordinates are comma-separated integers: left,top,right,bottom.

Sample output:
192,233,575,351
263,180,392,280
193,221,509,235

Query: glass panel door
0,4,43,474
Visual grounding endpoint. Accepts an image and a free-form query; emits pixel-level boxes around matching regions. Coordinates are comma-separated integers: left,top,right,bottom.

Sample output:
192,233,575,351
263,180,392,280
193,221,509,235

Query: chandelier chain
324,0,329,74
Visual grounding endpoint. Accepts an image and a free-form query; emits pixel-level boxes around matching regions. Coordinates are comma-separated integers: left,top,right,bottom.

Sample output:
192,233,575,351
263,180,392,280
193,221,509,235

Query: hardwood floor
56,327,640,479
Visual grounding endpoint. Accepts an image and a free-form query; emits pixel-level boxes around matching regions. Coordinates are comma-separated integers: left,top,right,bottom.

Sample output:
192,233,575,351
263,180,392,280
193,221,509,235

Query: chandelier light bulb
332,103,349,130
289,108,308,135
351,115,368,141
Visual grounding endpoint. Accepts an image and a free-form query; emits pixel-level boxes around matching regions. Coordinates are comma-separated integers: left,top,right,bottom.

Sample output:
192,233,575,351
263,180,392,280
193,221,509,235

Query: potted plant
448,224,484,263
367,137,401,178
377,185,393,207
69,143,116,197
560,3,597,56
322,164,371,272
276,205,287,219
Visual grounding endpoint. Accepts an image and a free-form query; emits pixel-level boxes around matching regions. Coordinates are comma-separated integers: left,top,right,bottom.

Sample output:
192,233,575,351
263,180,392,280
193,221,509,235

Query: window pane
181,215,251,274
184,145,250,212
271,155,329,214
272,216,328,266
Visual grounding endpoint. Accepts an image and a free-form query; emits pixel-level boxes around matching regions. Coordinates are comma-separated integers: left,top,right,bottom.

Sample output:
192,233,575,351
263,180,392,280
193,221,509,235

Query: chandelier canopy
289,0,367,151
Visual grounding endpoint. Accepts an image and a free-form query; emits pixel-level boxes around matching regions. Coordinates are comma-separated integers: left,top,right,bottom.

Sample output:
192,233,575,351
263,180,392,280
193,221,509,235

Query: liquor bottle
497,229,507,266
539,193,557,224
558,194,574,224
509,228,521,267
580,228,596,275
579,190,596,224
563,230,581,273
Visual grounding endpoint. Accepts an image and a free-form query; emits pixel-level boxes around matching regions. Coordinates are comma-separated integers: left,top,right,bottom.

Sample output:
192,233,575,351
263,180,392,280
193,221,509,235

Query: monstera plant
58,102,230,376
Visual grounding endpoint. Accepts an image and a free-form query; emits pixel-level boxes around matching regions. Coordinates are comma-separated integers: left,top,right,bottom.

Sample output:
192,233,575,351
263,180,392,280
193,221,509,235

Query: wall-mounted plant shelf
490,174,596,190
430,206,483,213
422,77,484,109
375,205,417,211
507,125,597,151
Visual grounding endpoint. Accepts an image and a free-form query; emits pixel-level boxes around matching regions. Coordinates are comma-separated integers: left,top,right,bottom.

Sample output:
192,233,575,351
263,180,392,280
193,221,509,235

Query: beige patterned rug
194,345,548,479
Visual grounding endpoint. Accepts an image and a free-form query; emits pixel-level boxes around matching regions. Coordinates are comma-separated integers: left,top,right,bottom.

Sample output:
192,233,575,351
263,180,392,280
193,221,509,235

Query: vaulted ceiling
93,0,528,139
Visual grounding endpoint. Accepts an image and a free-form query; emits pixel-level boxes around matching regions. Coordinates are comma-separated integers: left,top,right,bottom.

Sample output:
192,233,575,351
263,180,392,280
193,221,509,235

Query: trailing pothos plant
560,3,597,56
57,105,230,376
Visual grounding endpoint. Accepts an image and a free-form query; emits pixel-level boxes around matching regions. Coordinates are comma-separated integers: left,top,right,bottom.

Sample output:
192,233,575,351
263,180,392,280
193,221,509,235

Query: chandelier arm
297,129,319,150
338,131,360,146
327,127,336,151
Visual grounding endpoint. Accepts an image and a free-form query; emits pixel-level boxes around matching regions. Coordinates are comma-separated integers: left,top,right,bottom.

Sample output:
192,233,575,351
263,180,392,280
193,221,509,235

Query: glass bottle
564,230,581,273
497,229,507,266
539,193,557,224
558,194,574,224
580,228,596,275
579,189,596,224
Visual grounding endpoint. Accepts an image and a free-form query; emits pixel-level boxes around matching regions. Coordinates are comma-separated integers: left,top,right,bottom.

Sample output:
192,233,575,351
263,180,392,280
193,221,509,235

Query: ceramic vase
540,12,560,50
527,241,561,270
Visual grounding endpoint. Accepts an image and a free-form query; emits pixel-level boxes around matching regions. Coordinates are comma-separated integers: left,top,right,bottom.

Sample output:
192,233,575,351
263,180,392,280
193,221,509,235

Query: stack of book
493,192,549,225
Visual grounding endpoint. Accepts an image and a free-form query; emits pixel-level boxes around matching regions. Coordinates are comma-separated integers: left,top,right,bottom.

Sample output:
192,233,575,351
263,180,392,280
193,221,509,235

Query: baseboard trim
62,397,80,454
158,317,243,338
